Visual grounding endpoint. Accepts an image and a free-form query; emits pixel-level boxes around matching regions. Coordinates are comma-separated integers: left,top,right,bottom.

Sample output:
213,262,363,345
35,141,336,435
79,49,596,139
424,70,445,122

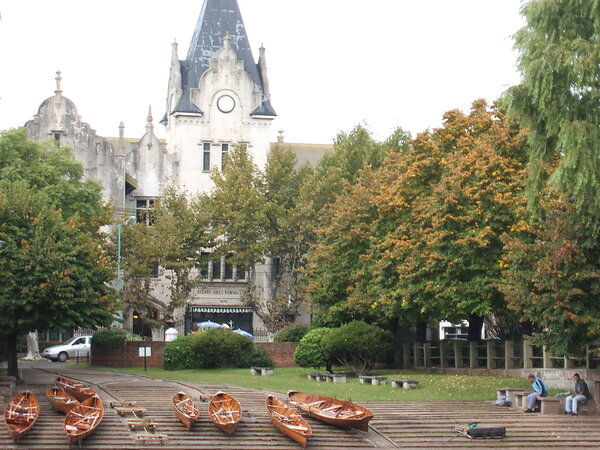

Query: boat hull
46,387,80,414
4,391,40,443
209,392,242,435
64,395,104,445
288,390,374,431
55,376,96,401
172,392,200,431
266,395,312,448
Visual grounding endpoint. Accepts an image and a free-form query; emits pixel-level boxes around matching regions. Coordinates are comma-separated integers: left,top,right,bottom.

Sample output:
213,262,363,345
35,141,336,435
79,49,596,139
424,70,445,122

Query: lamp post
116,216,137,292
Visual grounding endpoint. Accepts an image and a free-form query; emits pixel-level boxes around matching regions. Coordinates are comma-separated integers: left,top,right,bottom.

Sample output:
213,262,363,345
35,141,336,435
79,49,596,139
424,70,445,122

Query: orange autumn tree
307,100,529,339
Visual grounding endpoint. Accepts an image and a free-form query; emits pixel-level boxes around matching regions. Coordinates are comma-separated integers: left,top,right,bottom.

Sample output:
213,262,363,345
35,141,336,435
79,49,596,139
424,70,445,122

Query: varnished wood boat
46,387,79,414
64,395,104,445
4,391,40,442
208,391,242,435
266,395,312,448
55,376,96,401
172,392,200,431
288,390,374,431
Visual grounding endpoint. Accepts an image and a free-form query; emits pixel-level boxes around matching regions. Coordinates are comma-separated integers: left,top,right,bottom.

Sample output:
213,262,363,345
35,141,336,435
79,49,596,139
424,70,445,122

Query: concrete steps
2,367,599,448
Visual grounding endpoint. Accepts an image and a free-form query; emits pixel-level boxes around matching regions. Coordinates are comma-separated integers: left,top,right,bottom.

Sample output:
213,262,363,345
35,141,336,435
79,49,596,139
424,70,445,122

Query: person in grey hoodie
565,373,591,415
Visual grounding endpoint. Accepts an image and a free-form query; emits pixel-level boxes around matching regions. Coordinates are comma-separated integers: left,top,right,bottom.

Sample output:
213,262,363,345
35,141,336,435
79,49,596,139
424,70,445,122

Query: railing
253,328,274,343
401,339,600,370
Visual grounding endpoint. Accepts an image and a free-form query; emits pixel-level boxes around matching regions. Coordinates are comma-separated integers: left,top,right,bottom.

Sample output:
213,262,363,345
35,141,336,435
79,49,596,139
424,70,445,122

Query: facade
24,0,332,337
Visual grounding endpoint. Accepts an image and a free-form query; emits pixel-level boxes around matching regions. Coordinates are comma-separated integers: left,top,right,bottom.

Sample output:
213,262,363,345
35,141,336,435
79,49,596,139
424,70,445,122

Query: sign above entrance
191,307,253,314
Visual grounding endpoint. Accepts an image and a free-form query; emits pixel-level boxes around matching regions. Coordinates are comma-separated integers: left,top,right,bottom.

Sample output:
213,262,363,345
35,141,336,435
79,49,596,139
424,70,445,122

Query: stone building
24,0,332,338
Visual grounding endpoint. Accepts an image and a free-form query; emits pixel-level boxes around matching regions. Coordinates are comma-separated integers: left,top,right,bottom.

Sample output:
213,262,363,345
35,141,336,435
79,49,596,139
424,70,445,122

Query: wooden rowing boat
208,392,242,435
4,391,39,442
172,392,200,431
46,387,80,414
64,395,104,445
55,376,96,401
288,390,374,431
266,395,312,448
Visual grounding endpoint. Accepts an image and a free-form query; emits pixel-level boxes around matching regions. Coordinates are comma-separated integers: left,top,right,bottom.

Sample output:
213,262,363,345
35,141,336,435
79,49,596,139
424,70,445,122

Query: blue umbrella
232,328,254,339
196,320,224,329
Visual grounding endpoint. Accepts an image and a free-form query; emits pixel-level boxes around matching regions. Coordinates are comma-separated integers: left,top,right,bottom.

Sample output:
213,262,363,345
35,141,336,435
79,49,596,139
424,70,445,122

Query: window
212,259,221,279
224,256,234,280
136,198,156,225
202,143,210,171
236,265,246,280
221,143,229,171
199,252,210,278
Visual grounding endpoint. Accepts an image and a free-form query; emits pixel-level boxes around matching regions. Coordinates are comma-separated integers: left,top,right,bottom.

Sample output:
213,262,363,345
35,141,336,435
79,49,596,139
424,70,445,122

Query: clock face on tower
217,94,235,113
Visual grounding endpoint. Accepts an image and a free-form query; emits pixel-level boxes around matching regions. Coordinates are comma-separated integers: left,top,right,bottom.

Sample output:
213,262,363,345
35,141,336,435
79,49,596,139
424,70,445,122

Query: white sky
0,0,525,144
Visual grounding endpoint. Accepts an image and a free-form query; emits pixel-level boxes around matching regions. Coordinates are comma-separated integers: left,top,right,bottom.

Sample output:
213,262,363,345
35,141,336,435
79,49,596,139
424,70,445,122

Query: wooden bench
392,379,419,389
359,375,387,385
250,366,274,376
496,387,524,405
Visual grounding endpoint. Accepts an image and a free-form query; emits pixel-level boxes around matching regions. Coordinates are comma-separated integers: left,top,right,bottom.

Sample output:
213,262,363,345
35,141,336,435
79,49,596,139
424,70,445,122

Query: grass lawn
91,365,536,402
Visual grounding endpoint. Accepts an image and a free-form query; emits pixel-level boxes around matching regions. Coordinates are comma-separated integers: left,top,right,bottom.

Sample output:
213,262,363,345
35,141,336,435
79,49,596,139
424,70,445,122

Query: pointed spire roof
173,0,275,116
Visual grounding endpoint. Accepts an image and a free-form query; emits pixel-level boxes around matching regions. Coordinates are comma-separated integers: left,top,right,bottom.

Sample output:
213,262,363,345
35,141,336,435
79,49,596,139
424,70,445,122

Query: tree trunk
6,333,19,379
416,321,427,343
468,314,484,341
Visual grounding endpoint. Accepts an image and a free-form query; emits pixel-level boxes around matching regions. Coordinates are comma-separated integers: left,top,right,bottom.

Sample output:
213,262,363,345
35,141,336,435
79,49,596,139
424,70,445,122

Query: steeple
171,0,275,116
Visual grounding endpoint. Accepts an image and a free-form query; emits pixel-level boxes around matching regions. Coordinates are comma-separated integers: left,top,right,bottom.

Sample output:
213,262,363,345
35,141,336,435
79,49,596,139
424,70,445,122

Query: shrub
234,345,273,368
293,327,334,372
92,327,145,345
163,334,200,370
274,324,311,342
163,329,266,370
322,321,392,375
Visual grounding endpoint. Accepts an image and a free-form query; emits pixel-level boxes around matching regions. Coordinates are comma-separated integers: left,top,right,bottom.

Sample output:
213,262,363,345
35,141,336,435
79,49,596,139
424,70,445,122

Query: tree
306,101,528,340
120,186,213,329
507,0,600,228
0,129,118,377
206,144,313,332
293,327,334,373
501,190,600,355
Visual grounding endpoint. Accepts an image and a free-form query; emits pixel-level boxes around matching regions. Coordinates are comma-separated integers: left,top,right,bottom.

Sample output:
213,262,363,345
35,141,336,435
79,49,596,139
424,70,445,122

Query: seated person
525,374,548,412
565,373,591,416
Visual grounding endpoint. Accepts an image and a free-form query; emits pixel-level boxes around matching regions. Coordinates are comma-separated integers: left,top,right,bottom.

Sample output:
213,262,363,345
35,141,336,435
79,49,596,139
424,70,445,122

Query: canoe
64,395,104,445
208,392,242,435
266,395,312,448
46,387,80,414
172,392,200,431
55,376,96,401
288,390,374,431
4,391,39,442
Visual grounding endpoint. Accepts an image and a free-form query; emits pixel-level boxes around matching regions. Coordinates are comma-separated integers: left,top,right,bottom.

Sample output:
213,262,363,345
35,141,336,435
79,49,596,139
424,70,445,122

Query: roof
173,0,276,116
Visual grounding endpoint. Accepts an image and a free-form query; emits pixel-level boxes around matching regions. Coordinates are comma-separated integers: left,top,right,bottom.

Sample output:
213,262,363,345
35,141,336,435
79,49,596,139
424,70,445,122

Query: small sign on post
139,346,151,371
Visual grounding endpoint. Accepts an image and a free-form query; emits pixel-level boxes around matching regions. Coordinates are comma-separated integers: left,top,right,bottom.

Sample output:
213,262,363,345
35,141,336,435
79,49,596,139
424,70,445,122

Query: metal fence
253,328,274,343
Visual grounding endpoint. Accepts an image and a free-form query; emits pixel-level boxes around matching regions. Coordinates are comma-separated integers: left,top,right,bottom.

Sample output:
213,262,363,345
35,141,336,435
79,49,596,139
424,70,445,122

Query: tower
163,0,276,194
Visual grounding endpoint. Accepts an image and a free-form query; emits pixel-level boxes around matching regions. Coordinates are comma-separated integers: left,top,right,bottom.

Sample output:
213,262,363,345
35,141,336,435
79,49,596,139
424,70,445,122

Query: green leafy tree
507,0,600,228
0,129,118,377
501,190,600,355
120,186,213,329
207,145,312,331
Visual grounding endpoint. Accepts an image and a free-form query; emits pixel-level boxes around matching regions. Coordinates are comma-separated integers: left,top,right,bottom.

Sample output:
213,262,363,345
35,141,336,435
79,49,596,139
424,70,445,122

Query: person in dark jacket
565,373,591,415
525,374,548,412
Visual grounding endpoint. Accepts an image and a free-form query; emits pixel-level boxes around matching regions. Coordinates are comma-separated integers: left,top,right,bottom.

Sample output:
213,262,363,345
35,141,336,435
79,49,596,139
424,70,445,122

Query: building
24,0,332,338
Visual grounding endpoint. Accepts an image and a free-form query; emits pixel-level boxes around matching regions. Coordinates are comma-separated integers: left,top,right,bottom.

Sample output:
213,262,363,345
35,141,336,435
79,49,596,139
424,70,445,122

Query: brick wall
91,340,298,368
256,342,298,367
91,341,165,368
